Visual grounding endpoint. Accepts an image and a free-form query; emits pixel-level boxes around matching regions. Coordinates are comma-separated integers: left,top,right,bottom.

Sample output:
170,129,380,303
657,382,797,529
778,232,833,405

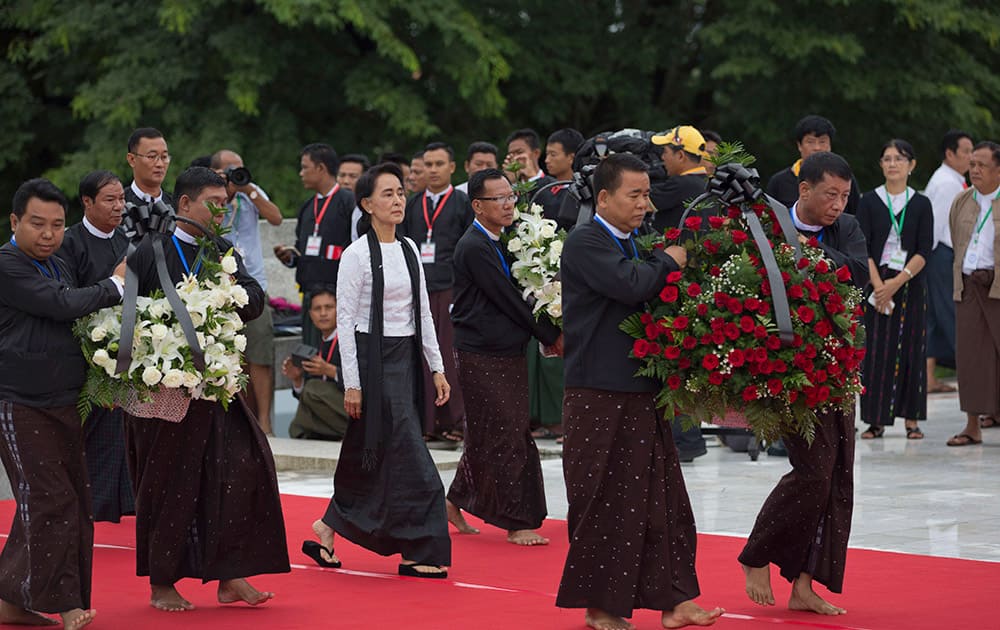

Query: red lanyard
422,186,454,240
325,334,339,363
313,184,340,235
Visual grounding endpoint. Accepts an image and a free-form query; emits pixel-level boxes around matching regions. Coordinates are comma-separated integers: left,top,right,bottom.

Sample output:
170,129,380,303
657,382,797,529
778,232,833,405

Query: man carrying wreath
739,152,868,615
557,154,723,629
125,167,289,612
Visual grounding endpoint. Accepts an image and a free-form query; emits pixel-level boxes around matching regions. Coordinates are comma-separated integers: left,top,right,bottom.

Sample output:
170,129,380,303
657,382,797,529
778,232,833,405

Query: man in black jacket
650,125,710,235
124,127,174,208
740,152,868,616
0,178,125,630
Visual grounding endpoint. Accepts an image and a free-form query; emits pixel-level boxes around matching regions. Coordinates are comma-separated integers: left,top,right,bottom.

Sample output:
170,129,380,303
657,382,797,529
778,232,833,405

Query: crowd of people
0,113,997,630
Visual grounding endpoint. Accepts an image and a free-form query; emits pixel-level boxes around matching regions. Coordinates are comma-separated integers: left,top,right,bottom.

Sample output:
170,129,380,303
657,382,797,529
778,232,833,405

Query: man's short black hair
190,155,213,169
128,127,165,153
547,128,585,154
174,167,227,204
354,163,405,236
506,128,541,151
794,115,836,143
301,143,340,175
411,151,425,161
340,153,371,169
468,168,507,201
593,153,649,196
465,141,499,162
798,151,853,185
378,152,408,167
309,284,337,303
423,142,454,161
700,129,723,145
941,129,973,160
13,178,68,218
974,141,1000,167
79,170,122,202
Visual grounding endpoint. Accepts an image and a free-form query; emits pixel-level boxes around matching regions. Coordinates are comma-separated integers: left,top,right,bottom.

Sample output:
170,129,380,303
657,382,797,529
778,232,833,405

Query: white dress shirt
961,186,998,274
923,163,966,249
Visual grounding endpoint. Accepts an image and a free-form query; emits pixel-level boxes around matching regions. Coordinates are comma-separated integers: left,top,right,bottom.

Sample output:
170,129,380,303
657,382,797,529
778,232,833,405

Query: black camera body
290,344,319,368
224,166,252,187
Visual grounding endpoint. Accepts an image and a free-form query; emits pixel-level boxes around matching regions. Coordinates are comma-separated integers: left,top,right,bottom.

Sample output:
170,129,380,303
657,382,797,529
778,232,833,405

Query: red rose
836,265,852,282
712,331,726,345
684,216,703,230
797,257,810,270
771,221,783,236
710,317,726,331
682,336,698,350
767,379,784,396
664,345,681,359
817,281,834,295
816,386,831,402
731,229,749,245
665,228,682,240
759,361,774,374
667,271,683,283
633,339,651,358
649,343,661,355
728,349,746,367
645,322,660,339
761,281,772,296
703,239,720,254
742,385,758,402
678,357,691,369
788,391,799,403
772,359,788,373
708,371,724,385
814,320,833,337
728,206,743,219
659,285,679,303
709,265,722,277
804,344,817,359
714,292,730,307
807,236,820,247
758,302,770,315
740,315,755,333
765,335,781,350
813,369,828,383
788,285,804,300
754,347,768,363
687,283,702,297
702,354,720,370
668,375,682,390
727,298,743,314
781,271,791,283
709,215,726,229
724,323,740,340
744,297,760,311
815,260,830,274
640,313,653,324
696,303,709,316
754,325,768,339
672,316,689,330
797,305,815,323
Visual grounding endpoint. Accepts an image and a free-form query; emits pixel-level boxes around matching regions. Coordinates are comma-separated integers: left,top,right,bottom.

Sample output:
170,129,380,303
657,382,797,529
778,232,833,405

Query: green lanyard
886,187,909,237
972,190,996,236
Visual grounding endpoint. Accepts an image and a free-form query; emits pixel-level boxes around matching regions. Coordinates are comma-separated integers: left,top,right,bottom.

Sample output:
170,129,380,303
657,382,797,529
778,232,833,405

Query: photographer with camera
212,149,283,436
649,125,711,235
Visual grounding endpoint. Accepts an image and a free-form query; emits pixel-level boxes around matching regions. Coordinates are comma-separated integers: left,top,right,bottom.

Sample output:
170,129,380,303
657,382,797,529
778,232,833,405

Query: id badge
880,232,899,267
305,234,322,257
420,241,436,264
965,237,979,268
888,246,907,271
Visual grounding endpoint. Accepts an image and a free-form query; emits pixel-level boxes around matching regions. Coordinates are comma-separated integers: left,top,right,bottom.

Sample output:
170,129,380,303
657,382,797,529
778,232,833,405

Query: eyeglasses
474,194,518,204
880,155,910,164
131,152,171,164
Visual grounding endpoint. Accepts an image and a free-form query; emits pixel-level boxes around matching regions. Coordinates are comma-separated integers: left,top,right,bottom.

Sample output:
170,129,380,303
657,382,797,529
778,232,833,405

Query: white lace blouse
336,236,444,390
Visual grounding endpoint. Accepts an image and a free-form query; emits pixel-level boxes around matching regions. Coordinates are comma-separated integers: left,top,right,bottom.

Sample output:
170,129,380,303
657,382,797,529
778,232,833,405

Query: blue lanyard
171,234,202,275
594,216,639,260
473,220,510,278
789,208,824,243
9,236,61,280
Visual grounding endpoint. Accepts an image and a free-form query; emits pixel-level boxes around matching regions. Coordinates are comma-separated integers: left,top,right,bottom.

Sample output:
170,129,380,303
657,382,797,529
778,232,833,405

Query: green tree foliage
1,0,999,235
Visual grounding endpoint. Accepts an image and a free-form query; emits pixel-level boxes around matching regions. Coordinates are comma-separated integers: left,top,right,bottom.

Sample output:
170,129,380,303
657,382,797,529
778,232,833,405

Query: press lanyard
594,216,638,260
313,185,339,236
325,334,339,363
9,236,60,280
227,195,242,229
171,235,203,275
422,186,454,241
885,188,909,237
472,220,510,278
972,190,996,236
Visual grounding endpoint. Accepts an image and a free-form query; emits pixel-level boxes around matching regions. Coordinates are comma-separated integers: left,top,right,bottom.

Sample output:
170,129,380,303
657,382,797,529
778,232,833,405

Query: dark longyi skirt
956,270,1000,416
448,351,546,531
324,335,451,566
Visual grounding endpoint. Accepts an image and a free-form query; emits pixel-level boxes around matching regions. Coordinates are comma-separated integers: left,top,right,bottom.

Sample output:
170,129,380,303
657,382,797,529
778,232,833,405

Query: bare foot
150,585,194,612
446,500,480,534
59,609,96,630
217,578,274,606
585,608,634,630
0,600,57,625
311,519,340,564
789,577,846,615
741,563,775,606
662,600,724,628
507,529,549,546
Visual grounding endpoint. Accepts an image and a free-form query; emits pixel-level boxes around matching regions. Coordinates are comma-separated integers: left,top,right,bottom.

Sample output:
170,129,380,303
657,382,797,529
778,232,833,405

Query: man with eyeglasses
445,168,562,546
124,127,174,208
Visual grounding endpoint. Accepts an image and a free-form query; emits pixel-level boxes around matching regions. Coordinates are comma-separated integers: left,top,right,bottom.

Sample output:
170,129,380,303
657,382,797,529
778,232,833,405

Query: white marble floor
279,387,1000,563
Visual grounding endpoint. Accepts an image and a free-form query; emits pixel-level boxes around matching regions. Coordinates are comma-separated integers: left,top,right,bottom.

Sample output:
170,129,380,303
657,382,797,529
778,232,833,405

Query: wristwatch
249,188,259,200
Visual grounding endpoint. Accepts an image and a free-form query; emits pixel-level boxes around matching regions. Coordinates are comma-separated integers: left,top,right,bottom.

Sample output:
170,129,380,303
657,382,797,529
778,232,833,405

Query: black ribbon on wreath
115,200,208,374
678,163,804,346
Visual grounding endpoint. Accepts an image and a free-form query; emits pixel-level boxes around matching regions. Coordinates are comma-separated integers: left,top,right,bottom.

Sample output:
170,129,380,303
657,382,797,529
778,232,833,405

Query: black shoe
678,447,708,463
766,439,788,457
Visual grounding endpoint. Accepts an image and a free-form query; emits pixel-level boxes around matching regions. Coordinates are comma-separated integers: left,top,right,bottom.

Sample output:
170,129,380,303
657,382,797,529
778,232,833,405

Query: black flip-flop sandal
398,563,448,579
302,540,342,568
861,425,885,439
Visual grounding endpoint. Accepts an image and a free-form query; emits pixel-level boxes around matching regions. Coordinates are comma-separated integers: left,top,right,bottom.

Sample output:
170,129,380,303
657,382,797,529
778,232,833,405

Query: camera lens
225,166,252,187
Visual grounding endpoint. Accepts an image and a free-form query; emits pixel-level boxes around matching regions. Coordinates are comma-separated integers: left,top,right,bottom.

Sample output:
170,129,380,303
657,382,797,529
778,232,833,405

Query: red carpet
2,495,996,629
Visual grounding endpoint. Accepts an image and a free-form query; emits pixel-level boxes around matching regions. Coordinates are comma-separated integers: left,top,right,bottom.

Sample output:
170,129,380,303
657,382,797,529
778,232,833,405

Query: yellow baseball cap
651,125,708,158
